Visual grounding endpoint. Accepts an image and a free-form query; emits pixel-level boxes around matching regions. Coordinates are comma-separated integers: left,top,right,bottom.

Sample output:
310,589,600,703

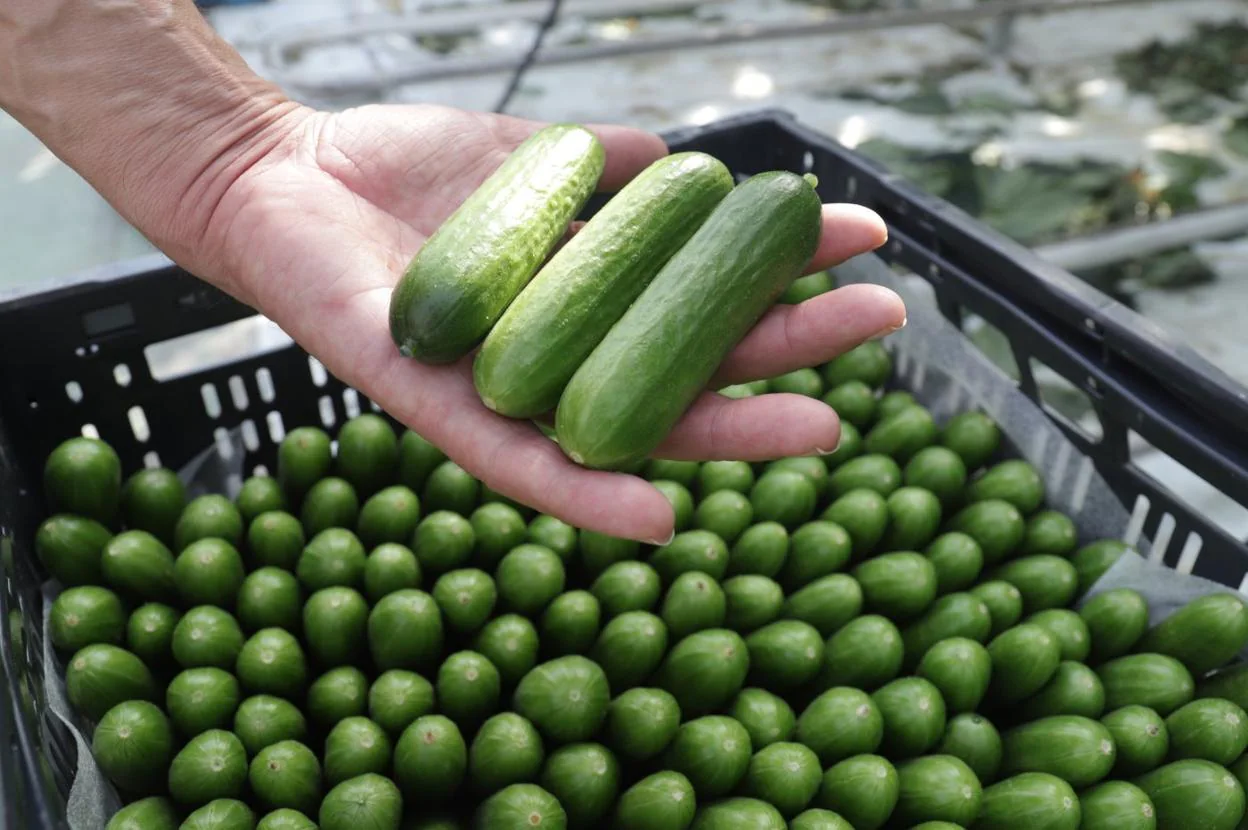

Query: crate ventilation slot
144,315,290,382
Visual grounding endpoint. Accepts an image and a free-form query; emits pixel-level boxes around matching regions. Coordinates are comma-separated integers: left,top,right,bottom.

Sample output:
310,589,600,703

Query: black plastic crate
2,108,1246,828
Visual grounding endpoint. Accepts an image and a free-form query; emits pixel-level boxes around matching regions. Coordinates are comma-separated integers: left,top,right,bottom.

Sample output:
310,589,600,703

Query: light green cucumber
389,124,605,364
474,152,734,418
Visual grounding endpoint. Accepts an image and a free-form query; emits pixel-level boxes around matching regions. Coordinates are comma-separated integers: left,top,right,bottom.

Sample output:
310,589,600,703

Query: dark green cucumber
474,152,734,418
555,171,823,469
389,124,605,364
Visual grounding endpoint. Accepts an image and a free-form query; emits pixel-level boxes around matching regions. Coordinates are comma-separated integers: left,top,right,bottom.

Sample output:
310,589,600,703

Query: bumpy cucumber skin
555,171,822,469
474,152,735,418
389,124,605,364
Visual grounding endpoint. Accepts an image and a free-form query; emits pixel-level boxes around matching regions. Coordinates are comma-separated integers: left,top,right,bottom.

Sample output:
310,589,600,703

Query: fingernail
646,530,676,546
870,315,907,341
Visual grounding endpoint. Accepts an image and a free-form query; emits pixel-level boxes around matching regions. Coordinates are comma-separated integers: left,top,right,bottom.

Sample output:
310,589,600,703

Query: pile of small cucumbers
30,327,1248,830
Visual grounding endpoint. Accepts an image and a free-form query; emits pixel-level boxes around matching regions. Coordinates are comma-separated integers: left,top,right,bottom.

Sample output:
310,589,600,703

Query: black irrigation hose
492,0,566,113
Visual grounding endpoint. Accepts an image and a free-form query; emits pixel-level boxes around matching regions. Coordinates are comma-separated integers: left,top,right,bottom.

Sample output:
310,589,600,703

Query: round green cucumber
527,515,577,561
413,510,476,575
324,716,392,786
781,573,862,637
539,590,601,656
247,511,305,571
120,467,186,545
664,715,752,799
661,571,727,639
916,637,992,714
514,655,610,744
432,568,497,634
171,606,244,670
43,436,122,525
1103,704,1169,777
474,614,541,688
357,485,421,550
796,686,883,765
656,627,748,715
873,677,948,760
778,521,851,592
175,494,244,552
394,714,467,801
892,754,982,827
237,568,302,634
821,614,904,691
439,649,501,728
823,341,892,389
693,490,754,544
368,669,435,736
302,586,368,668
234,695,308,757
727,522,789,578
730,687,795,749
319,773,402,830
1018,660,1106,720
605,687,681,761
167,667,241,736
591,560,662,617
297,527,367,592
92,700,174,795
167,728,248,806
174,538,245,608
367,588,444,671
126,602,179,667
100,530,176,602
496,544,566,616
939,410,1000,470
235,628,307,699
237,475,286,526
49,585,125,652
939,713,1003,784
249,739,322,815
538,742,620,829
815,754,898,830
469,712,545,795
722,575,784,633
589,611,668,691
307,666,369,728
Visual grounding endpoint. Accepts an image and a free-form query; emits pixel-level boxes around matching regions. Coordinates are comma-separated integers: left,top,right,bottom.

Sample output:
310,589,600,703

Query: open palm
204,103,904,542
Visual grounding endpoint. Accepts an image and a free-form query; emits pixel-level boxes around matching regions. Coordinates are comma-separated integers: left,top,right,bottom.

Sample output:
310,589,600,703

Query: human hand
195,104,905,542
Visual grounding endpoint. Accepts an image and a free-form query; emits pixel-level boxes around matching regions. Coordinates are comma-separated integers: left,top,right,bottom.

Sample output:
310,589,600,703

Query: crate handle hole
65,381,83,403
319,396,336,428
1149,512,1177,564
113,364,132,387
256,368,276,403
144,315,291,382
241,419,260,452
128,406,151,444
1028,358,1103,443
1123,493,1150,549
309,357,329,388
267,411,286,444
229,375,250,411
1127,429,1248,542
1175,532,1203,575
201,384,223,420
214,427,235,460
343,388,361,419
